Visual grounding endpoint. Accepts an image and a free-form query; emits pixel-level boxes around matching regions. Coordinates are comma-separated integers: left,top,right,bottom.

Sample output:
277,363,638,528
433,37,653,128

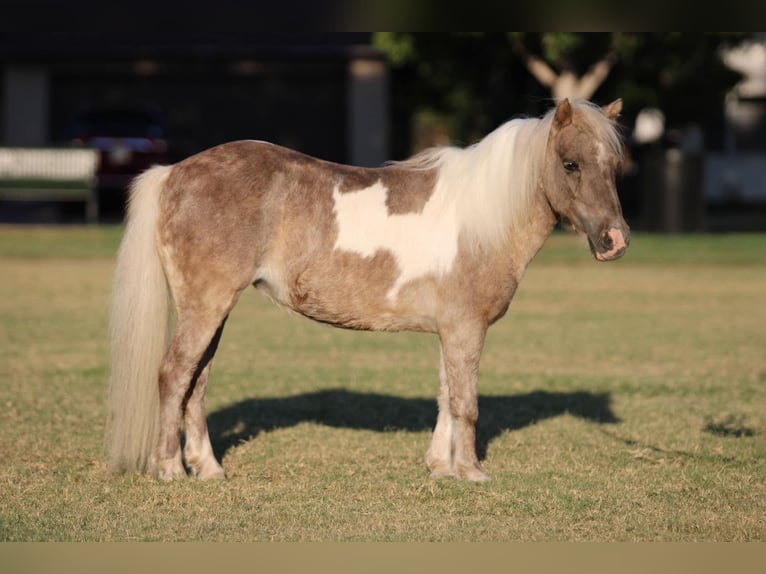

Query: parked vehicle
70,106,172,192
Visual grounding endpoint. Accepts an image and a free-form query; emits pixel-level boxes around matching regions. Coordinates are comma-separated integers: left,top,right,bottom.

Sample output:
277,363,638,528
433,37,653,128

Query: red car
71,106,172,192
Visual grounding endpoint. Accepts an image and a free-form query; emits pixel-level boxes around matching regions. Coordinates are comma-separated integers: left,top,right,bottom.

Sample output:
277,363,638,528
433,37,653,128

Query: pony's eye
563,160,579,173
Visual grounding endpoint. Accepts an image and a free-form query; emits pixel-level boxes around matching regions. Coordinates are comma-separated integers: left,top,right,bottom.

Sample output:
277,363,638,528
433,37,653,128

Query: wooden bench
0,147,100,223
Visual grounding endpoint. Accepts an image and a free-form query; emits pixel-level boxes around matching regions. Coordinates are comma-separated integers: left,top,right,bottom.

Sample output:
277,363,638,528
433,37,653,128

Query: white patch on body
332,180,459,301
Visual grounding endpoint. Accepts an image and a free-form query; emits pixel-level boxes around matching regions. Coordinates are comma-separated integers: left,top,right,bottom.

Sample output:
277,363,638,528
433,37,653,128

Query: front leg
426,321,489,482
425,344,454,478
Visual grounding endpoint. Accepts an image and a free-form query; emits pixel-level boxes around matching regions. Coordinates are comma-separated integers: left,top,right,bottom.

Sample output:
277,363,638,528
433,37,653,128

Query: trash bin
639,147,706,232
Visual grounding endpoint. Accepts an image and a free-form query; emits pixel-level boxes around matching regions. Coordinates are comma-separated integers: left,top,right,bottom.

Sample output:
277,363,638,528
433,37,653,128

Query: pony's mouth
559,218,630,261
588,227,629,261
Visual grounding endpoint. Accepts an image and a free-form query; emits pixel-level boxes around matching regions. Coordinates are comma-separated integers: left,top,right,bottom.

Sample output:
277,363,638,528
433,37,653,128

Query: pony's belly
294,280,437,332
292,296,435,333
254,261,436,332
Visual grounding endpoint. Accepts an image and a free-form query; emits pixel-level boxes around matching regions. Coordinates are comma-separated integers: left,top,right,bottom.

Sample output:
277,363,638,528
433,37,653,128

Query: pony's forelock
563,99,625,160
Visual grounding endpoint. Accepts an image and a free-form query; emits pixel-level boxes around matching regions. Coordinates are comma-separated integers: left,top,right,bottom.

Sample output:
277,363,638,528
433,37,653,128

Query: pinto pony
108,98,629,481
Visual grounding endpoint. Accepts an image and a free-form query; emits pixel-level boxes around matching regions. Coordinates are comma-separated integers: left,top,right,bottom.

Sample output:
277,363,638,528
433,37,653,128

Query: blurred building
707,35,766,230
1,8,387,220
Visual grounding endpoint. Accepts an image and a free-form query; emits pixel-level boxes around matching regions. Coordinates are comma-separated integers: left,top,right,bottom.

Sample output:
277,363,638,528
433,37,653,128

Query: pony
107,98,629,482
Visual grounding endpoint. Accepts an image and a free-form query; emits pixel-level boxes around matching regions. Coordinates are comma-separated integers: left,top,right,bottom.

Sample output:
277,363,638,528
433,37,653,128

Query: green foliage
0,225,123,259
372,32,415,67
608,33,745,122
540,32,588,68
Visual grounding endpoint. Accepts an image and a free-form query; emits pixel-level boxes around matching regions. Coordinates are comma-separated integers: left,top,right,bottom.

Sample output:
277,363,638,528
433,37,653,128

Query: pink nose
596,228,627,261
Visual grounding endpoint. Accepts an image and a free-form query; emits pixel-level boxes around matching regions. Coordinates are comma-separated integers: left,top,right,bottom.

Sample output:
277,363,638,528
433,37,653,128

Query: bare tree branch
512,38,618,101
574,52,619,100
512,39,559,88
526,54,559,88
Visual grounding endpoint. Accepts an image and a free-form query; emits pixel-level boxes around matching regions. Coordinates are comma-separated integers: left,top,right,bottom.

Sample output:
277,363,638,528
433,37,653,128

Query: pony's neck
507,182,558,269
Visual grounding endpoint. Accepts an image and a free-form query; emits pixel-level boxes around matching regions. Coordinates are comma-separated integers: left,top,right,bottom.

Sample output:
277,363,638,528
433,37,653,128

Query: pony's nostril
601,229,614,250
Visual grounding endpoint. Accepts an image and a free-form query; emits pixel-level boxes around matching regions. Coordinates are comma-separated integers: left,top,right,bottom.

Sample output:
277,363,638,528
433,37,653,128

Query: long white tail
107,165,173,475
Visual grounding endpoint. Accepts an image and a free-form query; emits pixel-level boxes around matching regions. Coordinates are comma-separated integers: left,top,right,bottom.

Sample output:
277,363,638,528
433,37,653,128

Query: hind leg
182,320,227,480
152,312,222,480
153,304,236,480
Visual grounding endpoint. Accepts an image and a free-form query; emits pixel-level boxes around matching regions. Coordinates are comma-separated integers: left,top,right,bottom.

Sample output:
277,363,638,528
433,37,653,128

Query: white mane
395,100,622,250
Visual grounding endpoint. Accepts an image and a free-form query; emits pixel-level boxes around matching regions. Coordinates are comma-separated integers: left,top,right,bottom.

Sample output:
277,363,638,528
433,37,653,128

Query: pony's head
542,99,630,261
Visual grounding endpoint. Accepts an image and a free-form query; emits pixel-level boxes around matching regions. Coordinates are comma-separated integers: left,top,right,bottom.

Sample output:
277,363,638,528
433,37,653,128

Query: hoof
455,464,490,482
192,462,226,480
426,456,454,480
155,458,187,481
429,467,456,480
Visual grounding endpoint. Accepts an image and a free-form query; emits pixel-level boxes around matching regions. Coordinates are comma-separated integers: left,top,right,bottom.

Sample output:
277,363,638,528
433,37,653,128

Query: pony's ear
603,98,623,121
554,99,573,128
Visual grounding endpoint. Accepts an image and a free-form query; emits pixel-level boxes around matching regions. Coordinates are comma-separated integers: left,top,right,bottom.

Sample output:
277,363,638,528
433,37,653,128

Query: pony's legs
428,323,489,482
425,345,454,478
153,305,234,481
182,320,227,479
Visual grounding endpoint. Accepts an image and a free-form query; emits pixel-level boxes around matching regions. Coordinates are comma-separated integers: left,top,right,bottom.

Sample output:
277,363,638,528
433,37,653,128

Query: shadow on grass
208,389,619,462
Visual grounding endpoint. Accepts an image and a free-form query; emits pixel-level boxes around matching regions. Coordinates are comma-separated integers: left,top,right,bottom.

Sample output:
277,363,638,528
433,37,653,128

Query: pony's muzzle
592,227,629,261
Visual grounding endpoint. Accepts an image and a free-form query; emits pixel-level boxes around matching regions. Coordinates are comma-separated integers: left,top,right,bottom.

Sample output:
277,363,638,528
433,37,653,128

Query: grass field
0,226,764,541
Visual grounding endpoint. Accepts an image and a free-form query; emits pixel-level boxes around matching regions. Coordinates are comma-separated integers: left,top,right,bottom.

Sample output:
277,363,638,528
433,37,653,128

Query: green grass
0,225,123,259
1,226,764,541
